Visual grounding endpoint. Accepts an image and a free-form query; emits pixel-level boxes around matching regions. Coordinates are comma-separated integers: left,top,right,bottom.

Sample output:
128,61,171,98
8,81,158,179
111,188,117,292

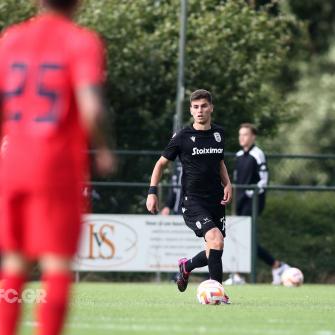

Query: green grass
20,283,335,335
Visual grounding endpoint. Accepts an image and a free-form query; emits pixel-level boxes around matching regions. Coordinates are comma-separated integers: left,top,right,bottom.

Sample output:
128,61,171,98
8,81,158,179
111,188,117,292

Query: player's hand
221,183,232,205
160,206,170,216
95,147,117,176
146,194,159,214
245,190,254,198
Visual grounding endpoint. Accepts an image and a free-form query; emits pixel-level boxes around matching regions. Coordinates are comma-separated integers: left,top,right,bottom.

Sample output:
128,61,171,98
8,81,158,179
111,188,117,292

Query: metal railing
90,150,335,186
236,184,335,283
87,150,335,282
87,180,335,283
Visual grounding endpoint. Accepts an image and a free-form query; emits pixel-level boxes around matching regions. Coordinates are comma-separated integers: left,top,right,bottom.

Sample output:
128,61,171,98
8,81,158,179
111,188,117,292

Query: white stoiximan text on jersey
192,147,223,156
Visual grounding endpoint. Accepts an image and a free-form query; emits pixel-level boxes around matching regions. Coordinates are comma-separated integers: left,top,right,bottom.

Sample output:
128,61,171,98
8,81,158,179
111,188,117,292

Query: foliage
78,0,306,208
250,0,335,54
77,0,305,151
0,0,34,30
0,0,305,150
288,0,335,53
0,0,307,212
263,43,335,184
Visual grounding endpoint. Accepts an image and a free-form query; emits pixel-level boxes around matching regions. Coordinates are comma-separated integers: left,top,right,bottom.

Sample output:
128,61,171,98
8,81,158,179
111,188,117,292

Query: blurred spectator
225,123,289,285
161,161,183,215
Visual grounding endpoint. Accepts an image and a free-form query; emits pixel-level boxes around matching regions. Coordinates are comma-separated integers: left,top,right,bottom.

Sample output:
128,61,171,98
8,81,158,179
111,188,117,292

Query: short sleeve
162,132,182,161
220,130,225,160
70,31,106,87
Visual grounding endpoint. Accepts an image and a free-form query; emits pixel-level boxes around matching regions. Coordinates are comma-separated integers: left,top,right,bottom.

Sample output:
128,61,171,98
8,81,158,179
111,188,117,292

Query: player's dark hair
190,89,213,104
43,0,78,11
240,123,257,135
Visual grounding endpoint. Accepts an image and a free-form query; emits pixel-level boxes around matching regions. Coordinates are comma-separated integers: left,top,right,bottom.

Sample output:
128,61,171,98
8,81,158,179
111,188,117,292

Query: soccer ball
197,279,225,305
281,267,304,287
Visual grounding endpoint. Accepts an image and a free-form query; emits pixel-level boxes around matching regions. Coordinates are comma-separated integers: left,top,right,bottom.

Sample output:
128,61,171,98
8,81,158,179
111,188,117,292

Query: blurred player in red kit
0,0,116,334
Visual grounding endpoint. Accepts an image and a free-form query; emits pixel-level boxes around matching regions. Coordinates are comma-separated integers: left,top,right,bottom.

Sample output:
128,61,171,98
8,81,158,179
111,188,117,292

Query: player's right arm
146,131,182,214
146,156,170,214
71,31,116,176
76,85,116,175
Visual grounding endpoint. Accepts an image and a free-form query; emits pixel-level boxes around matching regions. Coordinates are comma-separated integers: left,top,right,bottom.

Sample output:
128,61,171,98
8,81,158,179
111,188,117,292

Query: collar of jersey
244,144,255,154
190,124,213,132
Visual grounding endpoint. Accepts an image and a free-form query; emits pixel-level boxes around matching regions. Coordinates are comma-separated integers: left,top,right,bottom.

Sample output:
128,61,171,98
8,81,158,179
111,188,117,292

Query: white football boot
223,273,246,286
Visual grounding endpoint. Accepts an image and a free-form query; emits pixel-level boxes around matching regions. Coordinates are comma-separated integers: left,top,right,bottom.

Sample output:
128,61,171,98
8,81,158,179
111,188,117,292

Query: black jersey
162,124,225,198
234,144,268,206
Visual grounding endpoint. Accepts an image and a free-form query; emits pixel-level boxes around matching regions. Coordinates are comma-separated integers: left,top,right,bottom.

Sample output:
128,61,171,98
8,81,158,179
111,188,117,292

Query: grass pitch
20,282,335,335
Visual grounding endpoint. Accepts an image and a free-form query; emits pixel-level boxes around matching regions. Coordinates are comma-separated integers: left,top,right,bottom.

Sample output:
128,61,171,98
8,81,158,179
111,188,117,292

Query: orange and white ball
197,280,225,305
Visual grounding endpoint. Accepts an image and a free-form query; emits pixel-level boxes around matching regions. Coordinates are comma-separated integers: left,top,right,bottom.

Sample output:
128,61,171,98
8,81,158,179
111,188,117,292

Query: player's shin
208,249,223,284
37,272,72,335
0,272,26,335
185,251,208,273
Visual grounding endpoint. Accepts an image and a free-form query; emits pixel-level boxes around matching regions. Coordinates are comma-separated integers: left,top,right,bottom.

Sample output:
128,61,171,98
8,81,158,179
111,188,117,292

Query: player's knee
210,239,223,250
205,229,224,250
2,253,28,275
39,254,72,274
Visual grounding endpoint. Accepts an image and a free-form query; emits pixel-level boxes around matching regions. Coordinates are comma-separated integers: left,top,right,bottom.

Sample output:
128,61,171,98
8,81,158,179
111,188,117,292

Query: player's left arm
0,108,2,139
257,158,269,194
220,160,232,205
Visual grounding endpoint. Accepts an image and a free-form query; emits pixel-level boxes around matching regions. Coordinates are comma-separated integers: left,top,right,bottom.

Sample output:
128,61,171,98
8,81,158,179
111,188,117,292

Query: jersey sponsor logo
190,136,196,142
214,132,221,142
192,147,224,156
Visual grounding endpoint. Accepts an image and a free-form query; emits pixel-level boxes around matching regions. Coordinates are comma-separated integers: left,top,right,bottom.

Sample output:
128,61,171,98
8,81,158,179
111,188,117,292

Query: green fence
89,150,335,212
91,150,335,187
86,151,335,283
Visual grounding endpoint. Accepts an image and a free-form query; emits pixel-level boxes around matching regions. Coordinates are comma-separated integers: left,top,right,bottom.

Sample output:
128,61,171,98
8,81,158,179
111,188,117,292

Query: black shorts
236,193,266,216
181,195,226,238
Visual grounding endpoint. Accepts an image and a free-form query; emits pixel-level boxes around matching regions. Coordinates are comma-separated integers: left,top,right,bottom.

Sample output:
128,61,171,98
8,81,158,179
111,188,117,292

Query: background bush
257,192,335,283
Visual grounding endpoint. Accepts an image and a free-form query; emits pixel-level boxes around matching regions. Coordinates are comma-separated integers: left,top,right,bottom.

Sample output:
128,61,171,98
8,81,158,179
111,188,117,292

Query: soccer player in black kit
146,89,232,303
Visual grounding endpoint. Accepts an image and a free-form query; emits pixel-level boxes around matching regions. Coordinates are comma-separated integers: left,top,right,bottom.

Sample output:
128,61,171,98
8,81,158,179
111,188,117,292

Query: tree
0,0,34,30
246,0,335,54
288,0,335,53
0,0,305,212
265,44,335,185
0,0,305,150
79,0,305,212
78,0,304,150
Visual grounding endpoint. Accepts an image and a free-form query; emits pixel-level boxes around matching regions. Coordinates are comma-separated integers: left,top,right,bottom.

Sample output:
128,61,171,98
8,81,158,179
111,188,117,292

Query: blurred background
1,0,335,283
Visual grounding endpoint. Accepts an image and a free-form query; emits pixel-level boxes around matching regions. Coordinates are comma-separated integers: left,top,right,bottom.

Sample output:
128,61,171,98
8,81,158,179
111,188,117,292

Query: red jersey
0,13,105,191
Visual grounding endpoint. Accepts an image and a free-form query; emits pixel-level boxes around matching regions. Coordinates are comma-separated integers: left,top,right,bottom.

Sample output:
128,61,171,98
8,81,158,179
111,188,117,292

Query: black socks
184,249,223,284
208,249,223,284
185,251,208,273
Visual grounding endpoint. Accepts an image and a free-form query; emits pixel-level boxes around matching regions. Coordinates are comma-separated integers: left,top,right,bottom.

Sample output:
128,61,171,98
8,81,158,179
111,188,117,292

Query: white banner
72,215,251,273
